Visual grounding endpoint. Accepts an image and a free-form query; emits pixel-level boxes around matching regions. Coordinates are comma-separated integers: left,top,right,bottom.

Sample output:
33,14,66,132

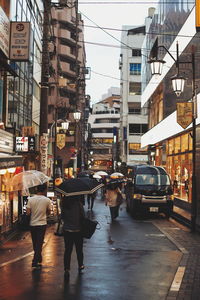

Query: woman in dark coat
61,195,85,278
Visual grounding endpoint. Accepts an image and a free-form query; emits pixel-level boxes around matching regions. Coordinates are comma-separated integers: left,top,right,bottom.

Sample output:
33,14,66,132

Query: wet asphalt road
0,193,182,300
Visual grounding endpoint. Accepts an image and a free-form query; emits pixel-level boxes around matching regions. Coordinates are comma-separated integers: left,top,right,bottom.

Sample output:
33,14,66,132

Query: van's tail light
133,194,142,199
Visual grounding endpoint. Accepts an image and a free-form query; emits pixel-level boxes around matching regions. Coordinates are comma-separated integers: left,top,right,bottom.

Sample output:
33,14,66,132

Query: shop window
174,136,181,153
168,139,174,155
189,132,192,150
181,134,188,152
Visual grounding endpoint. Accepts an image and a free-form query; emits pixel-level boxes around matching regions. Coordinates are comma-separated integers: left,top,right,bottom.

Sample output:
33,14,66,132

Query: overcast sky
79,0,158,103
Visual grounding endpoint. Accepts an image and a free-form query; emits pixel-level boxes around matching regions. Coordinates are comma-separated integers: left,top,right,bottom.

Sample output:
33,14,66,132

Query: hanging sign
176,102,193,129
9,22,31,61
57,134,65,150
196,0,200,31
0,6,9,57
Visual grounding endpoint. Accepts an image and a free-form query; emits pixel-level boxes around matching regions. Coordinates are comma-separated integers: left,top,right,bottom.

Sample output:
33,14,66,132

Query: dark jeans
30,225,46,264
110,206,120,220
87,195,94,209
63,231,83,270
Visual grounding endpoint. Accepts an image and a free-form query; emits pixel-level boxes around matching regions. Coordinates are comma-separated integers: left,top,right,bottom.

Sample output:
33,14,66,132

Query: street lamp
73,110,81,177
148,42,197,231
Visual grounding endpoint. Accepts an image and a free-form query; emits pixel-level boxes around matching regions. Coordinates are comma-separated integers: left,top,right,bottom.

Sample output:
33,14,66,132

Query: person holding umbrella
61,195,85,279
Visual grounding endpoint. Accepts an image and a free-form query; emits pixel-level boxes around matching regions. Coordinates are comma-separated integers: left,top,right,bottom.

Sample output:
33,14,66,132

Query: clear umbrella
9,170,50,192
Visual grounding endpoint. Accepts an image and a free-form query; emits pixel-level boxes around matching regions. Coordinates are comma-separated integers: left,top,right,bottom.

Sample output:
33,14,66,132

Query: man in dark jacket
61,195,85,279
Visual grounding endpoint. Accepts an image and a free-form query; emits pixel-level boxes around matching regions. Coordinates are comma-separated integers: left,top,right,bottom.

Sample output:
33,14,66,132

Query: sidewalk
0,224,55,267
153,218,200,299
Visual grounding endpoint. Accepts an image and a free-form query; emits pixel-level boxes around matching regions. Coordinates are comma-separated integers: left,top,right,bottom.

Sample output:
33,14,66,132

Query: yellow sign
57,134,65,150
177,102,193,129
196,0,200,31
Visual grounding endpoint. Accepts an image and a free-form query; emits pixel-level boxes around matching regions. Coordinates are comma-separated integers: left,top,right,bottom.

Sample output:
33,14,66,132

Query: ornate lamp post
148,42,197,231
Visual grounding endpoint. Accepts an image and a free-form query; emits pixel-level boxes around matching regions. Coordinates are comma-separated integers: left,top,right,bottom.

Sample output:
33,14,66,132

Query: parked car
125,165,174,218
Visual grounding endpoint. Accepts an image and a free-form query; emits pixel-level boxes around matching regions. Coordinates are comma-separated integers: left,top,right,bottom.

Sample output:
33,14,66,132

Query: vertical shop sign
0,6,9,57
196,0,200,31
9,22,31,61
177,102,193,129
40,133,48,175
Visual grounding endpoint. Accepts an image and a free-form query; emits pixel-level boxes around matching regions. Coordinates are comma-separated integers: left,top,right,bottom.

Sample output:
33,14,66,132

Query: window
128,108,141,114
129,143,141,154
129,82,141,95
130,63,141,75
129,124,148,135
132,49,141,56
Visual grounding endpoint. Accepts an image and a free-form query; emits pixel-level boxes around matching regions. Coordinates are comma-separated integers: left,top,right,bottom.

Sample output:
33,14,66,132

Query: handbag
55,218,64,236
81,217,100,239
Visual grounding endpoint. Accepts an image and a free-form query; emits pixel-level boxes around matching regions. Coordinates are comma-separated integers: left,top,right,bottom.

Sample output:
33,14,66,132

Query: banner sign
57,134,65,150
9,22,30,61
16,136,35,152
0,6,9,57
40,134,48,175
177,102,193,129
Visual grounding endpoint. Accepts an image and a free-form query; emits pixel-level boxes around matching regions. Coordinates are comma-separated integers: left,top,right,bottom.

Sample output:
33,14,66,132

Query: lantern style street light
148,41,197,231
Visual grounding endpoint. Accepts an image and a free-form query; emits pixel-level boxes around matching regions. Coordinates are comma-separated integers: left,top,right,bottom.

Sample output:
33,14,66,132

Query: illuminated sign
196,0,200,31
16,136,35,152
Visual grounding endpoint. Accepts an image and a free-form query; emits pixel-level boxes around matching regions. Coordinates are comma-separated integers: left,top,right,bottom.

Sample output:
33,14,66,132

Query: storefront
152,130,193,220
0,155,23,235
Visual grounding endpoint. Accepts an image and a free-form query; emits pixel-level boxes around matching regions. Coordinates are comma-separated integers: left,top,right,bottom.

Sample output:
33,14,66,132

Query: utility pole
39,0,51,174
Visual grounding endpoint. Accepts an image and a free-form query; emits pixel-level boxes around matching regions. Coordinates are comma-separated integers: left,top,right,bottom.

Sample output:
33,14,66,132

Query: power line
79,10,133,51
79,1,194,4
82,23,200,40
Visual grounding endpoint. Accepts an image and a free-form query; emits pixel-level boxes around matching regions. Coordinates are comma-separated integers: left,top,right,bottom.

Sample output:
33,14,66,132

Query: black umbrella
55,177,104,197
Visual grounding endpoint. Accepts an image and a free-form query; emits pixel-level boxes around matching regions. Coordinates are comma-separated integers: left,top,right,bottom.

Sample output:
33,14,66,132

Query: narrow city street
0,192,193,300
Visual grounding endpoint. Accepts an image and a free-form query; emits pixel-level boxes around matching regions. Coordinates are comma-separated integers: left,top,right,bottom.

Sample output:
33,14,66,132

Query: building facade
88,87,120,172
119,23,149,166
141,1,200,226
0,0,43,236
49,4,87,178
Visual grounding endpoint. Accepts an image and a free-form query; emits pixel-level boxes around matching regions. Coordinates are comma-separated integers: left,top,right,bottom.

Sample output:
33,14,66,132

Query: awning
0,155,23,169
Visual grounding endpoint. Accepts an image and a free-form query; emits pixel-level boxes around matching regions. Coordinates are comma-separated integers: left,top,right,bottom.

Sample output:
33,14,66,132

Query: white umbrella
110,172,124,178
95,171,108,176
93,174,101,179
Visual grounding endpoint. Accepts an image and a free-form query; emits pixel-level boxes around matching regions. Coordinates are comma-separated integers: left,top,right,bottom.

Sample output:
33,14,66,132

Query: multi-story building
49,4,87,178
119,19,150,166
0,0,43,236
141,1,200,226
88,87,120,172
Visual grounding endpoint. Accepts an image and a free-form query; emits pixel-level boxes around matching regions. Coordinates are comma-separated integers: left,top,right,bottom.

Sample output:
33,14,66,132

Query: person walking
105,183,123,221
87,192,96,210
61,195,85,279
26,183,51,269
